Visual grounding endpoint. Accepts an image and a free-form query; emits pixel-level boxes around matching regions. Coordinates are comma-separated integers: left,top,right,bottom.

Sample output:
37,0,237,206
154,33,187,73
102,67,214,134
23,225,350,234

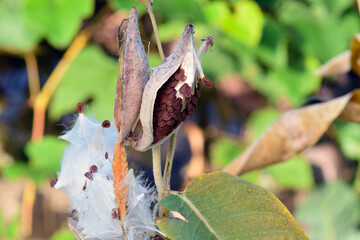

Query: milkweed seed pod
114,7,150,142
134,24,213,151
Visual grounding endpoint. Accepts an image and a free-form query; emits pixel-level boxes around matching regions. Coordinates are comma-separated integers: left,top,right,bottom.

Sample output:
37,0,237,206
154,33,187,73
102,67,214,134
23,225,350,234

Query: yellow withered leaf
224,90,360,175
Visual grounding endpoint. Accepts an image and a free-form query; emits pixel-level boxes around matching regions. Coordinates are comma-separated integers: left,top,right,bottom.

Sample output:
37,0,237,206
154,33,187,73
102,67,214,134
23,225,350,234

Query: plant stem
163,132,177,193
31,30,91,141
20,179,36,238
144,1,164,60
145,0,176,218
152,145,166,199
24,52,40,106
160,133,177,218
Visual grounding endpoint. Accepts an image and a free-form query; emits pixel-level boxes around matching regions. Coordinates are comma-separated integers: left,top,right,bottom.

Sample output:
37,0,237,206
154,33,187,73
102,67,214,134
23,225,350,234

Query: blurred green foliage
0,212,20,239
0,0,94,51
296,182,360,240
49,45,119,121
50,228,75,240
0,0,360,238
3,135,66,184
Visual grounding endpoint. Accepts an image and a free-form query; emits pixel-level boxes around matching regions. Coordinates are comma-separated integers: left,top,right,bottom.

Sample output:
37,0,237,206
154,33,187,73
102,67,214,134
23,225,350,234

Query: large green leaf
279,1,359,62
108,0,145,15
295,182,360,240
336,122,360,163
153,0,206,22
204,1,264,48
157,171,308,240
252,55,321,106
0,211,20,239
224,1,264,48
24,0,94,48
306,0,354,17
246,107,280,141
210,137,244,168
2,135,66,184
257,16,287,70
0,0,94,51
50,228,75,240
266,156,314,189
49,44,118,121
0,0,43,51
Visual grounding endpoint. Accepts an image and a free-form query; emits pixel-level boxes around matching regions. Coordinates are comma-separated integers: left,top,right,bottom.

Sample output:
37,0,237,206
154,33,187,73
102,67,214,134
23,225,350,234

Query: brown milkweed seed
89,165,98,173
102,120,111,128
84,171,93,181
77,102,84,114
50,178,58,188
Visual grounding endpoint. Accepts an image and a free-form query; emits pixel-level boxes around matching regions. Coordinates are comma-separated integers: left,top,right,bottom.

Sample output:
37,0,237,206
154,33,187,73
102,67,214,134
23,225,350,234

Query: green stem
152,145,166,199
144,1,165,60
164,132,177,192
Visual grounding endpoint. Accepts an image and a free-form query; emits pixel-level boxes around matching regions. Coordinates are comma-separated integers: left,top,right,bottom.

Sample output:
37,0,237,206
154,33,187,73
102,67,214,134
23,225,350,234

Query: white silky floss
53,112,157,240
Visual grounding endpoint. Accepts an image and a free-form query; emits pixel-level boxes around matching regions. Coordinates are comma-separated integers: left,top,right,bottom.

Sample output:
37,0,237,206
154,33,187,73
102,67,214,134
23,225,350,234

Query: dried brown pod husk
133,24,213,151
113,7,150,142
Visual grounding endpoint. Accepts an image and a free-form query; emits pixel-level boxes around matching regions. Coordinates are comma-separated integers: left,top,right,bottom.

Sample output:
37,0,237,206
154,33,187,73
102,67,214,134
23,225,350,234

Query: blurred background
0,0,360,239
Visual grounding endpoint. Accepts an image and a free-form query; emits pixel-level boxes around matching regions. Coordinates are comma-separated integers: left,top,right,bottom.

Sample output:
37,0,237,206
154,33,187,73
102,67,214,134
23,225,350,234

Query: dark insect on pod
133,24,213,151
113,7,150,143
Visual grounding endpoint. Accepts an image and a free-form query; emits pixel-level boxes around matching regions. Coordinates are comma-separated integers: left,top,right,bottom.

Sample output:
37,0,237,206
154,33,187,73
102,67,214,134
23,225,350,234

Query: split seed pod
134,24,213,151
113,7,150,142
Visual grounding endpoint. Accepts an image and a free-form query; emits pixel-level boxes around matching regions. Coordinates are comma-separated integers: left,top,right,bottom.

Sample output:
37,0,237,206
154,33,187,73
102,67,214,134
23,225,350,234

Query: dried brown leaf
223,90,360,175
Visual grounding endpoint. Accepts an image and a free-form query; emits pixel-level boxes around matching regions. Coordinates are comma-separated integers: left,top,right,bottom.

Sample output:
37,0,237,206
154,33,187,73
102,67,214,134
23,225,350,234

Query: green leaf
0,0,43,51
222,1,264,48
153,0,206,22
148,52,162,68
158,20,188,42
246,108,280,141
200,40,236,80
5,216,20,239
296,182,360,240
0,212,20,238
0,0,94,51
50,228,75,240
157,171,309,240
267,156,314,189
257,16,287,70
252,55,321,106
2,162,29,180
49,44,119,121
25,135,66,173
279,1,359,62
336,122,360,163
306,0,354,17
203,1,231,30
108,0,145,15
24,0,94,48
209,137,244,168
